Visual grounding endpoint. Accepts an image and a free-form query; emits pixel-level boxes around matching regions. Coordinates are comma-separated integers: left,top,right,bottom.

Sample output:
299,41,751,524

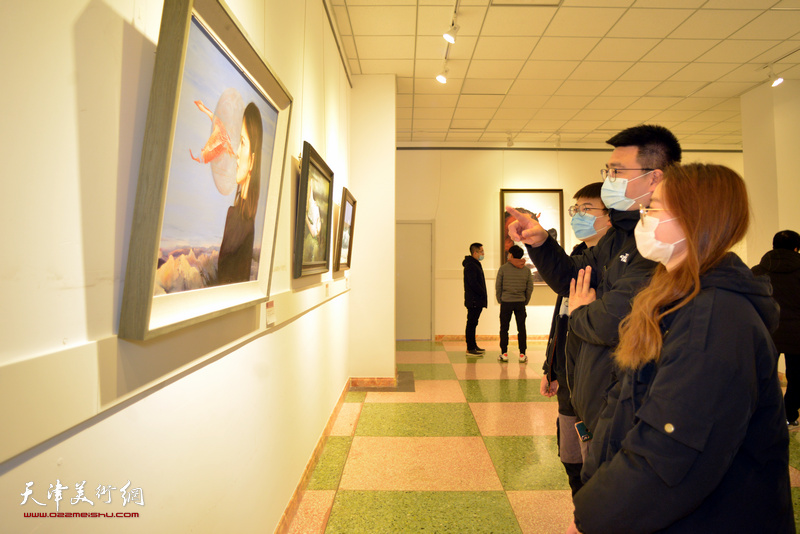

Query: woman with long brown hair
567,163,793,533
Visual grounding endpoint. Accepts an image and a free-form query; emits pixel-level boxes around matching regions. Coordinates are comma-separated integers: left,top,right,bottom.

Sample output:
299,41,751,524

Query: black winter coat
574,254,794,534
752,248,800,353
462,255,487,308
527,209,657,431
543,242,586,418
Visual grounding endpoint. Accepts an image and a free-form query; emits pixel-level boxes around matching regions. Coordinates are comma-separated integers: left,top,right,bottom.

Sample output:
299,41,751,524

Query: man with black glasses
507,124,682,453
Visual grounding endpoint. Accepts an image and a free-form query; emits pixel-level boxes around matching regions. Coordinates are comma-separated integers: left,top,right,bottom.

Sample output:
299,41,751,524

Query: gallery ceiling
328,0,800,149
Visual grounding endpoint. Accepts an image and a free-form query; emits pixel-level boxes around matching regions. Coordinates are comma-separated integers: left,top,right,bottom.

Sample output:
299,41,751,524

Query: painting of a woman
216,102,262,284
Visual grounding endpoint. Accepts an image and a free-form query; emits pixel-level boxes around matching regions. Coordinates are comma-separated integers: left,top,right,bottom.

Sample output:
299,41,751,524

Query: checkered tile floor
286,340,800,533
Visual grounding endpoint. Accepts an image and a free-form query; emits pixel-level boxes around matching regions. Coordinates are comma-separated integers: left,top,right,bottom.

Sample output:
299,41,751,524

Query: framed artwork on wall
293,141,334,278
500,189,564,285
334,187,357,271
119,0,293,340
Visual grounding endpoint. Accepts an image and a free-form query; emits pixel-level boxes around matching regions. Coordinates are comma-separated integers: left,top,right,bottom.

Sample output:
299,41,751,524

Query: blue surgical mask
600,171,653,211
570,212,598,239
478,255,484,261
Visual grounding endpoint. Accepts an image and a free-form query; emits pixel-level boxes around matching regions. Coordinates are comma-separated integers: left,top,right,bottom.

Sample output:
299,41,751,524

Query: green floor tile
483,436,570,491
325,490,522,534
345,391,367,403
355,403,480,436
397,363,457,380
307,436,353,490
789,430,800,471
793,487,800,530
396,340,445,351
460,379,557,403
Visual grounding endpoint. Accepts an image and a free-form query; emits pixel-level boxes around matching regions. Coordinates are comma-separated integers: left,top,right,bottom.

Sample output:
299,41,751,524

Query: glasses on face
638,204,671,221
568,204,608,217
601,167,654,182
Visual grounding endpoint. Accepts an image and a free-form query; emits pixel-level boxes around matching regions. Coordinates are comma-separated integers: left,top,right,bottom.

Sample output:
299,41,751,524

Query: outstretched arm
506,207,549,247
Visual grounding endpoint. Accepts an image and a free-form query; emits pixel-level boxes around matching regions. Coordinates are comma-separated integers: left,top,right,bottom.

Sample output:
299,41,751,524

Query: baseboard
350,376,397,388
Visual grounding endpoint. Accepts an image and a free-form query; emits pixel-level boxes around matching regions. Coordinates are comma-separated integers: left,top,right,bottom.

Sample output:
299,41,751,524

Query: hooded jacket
526,209,657,432
574,253,793,534
752,248,800,353
495,257,533,304
462,255,487,308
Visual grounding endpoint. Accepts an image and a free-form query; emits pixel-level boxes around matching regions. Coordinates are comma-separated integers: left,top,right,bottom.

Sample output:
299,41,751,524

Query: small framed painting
293,141,334,278
500,189,564,285
334,187,357,271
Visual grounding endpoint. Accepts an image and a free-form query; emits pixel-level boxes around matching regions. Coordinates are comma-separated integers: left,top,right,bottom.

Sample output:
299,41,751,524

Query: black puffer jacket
752,248,800,353
527,209,657,432
462,255,487,308
575,253,793,534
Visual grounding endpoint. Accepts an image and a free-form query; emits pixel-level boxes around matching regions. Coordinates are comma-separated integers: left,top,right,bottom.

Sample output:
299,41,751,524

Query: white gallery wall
0,0,395,532
396,147,746,341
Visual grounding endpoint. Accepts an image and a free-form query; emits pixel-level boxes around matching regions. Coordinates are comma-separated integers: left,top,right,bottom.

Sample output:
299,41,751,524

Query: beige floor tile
507,490,574,534
453,363,542,380
339,436,503,491
396,351,451,364
365,380,466,403
287,490,336,534
471,402,559,436
331,403,362,436
790,465,800,488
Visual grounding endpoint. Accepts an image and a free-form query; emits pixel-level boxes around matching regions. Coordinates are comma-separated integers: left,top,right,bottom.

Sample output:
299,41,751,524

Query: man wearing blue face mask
541,182,610,495
463,242,488,356
508,124,681,451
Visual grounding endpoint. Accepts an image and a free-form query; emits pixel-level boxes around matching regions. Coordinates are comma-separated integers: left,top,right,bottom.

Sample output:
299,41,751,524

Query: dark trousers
465,306,483,350
785,353,800,421
499,301,527,354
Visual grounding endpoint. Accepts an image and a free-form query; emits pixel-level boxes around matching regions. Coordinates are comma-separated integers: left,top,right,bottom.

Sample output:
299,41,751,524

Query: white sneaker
498,353,508,362
519,354,528,363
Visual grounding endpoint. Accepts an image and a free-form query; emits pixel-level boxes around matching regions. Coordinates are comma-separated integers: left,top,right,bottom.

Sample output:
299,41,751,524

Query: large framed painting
119,0,292,340
334,187,357,271
500,189,564,285
293,141,334,278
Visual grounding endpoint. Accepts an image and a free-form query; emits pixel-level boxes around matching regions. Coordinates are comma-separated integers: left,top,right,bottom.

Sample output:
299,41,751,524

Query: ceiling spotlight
436,69,448,84
506,134,514,147
767,65,784,87
443,23,459,44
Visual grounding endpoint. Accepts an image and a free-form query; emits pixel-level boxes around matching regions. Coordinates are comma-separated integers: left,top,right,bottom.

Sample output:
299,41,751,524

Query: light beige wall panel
395,150,442,220
773,82,800,246
0,298,350,533
301,0,327,155
349,75,396,379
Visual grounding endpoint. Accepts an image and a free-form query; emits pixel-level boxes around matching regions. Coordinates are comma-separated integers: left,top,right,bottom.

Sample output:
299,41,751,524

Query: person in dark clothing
507,124,681,440
217,102,263,284
463,242,487,356
541,182,610,496
496,245,533,363
752,229,800,426
568,163,793,534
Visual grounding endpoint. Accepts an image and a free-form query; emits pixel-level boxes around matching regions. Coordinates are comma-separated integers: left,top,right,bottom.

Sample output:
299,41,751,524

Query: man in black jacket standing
507,124,681,443
463,242,487,356
753,229,800,426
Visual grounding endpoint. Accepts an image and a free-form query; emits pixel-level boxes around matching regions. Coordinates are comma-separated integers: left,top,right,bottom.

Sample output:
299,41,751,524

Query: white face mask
634,215,686,266
600,171,653,211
